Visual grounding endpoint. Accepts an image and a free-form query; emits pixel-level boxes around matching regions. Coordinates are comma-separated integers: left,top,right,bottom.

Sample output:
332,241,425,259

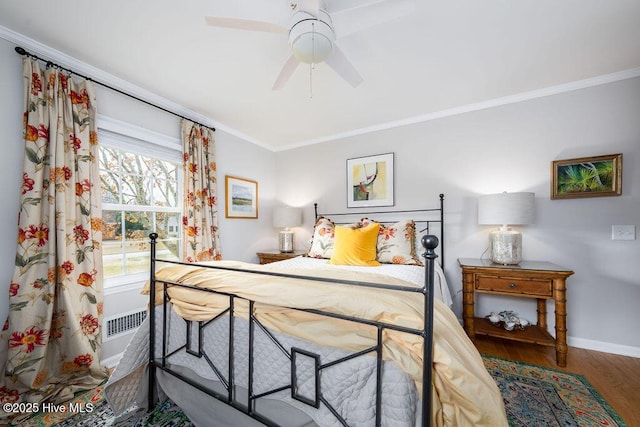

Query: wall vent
104,309,147,341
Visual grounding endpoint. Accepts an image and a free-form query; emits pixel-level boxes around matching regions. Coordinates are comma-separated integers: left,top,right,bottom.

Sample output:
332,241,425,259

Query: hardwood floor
475,336,640,426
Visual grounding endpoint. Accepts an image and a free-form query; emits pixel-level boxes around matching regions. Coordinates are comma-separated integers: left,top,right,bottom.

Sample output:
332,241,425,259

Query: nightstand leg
462,271,475,340
554,278,568,367
536,299,547,330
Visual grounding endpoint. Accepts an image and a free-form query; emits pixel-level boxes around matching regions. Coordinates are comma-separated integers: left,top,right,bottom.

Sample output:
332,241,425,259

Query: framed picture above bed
551,153,622,199
225,175,258,218
347,152,394,208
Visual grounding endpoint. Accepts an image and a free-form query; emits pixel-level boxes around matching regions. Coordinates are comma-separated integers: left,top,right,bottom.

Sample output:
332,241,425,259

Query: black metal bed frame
147,195,444,427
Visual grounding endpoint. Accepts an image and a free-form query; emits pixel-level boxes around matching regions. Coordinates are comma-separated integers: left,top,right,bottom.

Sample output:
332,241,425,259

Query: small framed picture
551,153,622,199
347,153,394,208
225,175,258,218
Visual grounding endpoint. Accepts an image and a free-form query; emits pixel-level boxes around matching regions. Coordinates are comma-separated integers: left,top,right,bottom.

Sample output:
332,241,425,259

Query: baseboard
101,353,123,369
456,316,639,358
568,336,640,358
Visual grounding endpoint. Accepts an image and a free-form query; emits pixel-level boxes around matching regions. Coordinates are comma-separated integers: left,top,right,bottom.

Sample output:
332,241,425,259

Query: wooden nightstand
256,250,306,265
458,258,574,367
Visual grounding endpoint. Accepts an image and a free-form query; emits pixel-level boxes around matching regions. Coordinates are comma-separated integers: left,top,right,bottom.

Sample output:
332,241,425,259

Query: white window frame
98,116,183,293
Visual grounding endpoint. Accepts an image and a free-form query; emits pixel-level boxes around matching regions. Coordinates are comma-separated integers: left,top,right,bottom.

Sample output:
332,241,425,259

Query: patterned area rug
483,355,627,427
14,356,625,427
10,388,193,427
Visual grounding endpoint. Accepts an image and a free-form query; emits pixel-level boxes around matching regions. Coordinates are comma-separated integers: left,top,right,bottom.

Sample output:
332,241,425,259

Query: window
98,117,182,285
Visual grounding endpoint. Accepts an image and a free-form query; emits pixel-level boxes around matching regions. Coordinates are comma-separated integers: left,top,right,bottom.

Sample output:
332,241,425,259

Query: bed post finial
421,234,439,257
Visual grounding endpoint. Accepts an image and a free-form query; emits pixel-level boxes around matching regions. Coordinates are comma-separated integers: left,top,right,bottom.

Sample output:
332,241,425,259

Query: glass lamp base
489,229,522,264
278,230,294,253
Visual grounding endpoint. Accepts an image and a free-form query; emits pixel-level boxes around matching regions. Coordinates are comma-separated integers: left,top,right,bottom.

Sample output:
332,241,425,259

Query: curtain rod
14,46,215,132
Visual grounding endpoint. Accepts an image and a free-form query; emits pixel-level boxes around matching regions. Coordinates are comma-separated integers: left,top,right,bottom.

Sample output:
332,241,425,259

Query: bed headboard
313,193,445,267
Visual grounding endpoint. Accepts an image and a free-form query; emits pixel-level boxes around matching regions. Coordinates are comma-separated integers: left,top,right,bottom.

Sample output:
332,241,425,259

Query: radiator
103,309,147,341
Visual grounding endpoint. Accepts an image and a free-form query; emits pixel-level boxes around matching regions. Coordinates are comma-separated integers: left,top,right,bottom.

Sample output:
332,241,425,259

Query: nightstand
458,258,574,367
256,250,306,265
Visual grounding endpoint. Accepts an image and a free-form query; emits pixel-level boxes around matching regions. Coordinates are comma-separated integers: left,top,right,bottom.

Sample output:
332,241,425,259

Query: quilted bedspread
105,261,507,426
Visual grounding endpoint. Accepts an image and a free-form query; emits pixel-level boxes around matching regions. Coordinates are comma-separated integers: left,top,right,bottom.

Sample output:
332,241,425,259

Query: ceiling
1,0,640,151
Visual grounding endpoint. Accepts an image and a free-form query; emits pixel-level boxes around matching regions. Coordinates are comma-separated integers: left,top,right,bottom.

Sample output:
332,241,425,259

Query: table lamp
273,206,302,253
478,192,535,264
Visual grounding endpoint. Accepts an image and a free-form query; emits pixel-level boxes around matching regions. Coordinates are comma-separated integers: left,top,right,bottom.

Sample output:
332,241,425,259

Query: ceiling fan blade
272,55,301,90
330,0,415,39
298,0,320,18
204,16,288,33
324,45,363,87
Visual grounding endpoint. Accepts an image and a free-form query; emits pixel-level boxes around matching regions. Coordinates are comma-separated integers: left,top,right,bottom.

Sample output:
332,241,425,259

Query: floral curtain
181,120,222,262
0,58,108,423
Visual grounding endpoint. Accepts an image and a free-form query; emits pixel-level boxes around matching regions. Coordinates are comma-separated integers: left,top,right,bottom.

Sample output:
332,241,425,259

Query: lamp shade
478,192,535,226
273,207,302,229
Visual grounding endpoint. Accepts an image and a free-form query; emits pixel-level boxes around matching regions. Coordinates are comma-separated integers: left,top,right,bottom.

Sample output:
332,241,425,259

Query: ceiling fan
205,0,414,90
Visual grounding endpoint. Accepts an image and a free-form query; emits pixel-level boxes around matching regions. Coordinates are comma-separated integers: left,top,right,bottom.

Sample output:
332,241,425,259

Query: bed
105,195,507,426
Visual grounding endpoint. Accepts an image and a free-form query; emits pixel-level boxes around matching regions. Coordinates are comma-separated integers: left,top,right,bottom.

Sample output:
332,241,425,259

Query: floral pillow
306,216,337,259
307,216,361,259
359,218,422,265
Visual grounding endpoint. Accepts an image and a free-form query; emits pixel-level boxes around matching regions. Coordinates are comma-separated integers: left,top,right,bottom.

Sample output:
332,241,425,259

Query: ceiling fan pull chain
309,21,315,98
312,21,316,63
309,63,313,99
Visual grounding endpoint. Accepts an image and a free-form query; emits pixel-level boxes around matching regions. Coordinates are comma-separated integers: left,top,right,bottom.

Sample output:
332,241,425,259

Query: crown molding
276,67,640,151
0,24,268,149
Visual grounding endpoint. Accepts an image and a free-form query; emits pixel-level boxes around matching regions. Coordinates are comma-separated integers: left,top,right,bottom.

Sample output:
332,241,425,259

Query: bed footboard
147,233,439,427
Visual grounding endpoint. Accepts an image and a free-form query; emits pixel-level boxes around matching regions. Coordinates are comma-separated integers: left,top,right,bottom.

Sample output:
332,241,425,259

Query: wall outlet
612,225,636,241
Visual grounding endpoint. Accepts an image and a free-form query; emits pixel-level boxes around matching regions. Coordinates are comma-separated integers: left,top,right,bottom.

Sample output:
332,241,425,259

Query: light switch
612,225,636,240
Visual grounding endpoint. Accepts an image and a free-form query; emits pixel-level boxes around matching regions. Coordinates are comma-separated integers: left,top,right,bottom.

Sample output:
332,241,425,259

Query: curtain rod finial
15,46,27,56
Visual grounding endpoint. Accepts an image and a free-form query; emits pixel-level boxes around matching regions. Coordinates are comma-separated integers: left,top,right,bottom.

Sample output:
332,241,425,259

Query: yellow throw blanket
143,260,507,426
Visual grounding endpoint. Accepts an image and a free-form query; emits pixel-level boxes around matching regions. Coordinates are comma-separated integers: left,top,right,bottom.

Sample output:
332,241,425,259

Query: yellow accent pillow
328,223,381,266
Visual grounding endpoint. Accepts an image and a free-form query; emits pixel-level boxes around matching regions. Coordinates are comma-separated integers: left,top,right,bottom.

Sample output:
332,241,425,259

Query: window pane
103,239,124,277
124,241,150,275
156,238,180,262
102,210,121,239
121,151,151,175
156,212,181,259
124,211,152,241
99,142,182,280
99,147,121,204
151,178,178,207
155,211,178,238
121,175,151,205
152,159,178,207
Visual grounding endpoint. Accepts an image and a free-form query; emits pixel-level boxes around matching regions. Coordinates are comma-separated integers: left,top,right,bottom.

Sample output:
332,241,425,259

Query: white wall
0,38,25,330
0,36,278,362
275,77,640,354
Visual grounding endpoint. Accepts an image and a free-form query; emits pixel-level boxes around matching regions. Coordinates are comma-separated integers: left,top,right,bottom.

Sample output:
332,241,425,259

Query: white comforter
270,256,453,308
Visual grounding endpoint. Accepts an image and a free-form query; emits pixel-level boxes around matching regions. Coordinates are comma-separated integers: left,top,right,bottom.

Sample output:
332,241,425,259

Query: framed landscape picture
225,175,258,218
347,153,394,208
551,153,622,199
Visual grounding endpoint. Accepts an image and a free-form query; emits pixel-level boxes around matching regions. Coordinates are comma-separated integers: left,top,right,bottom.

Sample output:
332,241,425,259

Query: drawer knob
509,283,516,289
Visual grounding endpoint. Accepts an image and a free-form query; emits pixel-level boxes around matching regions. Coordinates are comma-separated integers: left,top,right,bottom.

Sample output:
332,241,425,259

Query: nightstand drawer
475,276,552,297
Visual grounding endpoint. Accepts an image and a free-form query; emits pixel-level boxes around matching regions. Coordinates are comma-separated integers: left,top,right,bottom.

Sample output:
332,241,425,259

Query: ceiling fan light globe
291,33,332,63
289,10,335,64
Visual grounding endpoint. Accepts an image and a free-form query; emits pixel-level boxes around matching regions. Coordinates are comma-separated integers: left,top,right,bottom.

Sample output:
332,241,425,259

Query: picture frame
347,153,394,208
225,175,258,218
551,153,622,200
